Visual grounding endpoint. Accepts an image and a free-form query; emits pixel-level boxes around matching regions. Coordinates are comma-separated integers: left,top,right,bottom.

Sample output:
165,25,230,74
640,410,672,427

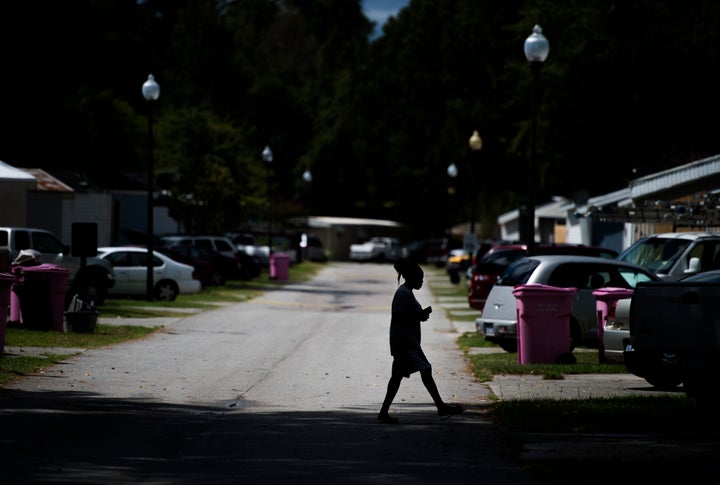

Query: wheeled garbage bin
513,284,578,364
11,264,70,331
0,272,14,356
593,287,634,363
269,253,290,281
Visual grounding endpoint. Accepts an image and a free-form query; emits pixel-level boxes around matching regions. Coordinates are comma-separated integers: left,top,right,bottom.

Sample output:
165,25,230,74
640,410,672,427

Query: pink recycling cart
513,284,578,364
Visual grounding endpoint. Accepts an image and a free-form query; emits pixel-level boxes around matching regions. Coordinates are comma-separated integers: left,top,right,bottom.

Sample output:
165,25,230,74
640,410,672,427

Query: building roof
20,168,74,192
0,160,36,182
307,216,402,228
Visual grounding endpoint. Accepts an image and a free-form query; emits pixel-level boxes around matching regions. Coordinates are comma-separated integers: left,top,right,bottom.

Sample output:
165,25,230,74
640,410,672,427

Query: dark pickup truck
625,279,720,402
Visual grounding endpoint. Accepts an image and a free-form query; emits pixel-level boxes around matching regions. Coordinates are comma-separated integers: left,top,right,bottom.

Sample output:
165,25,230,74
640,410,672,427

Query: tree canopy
1,0,720,240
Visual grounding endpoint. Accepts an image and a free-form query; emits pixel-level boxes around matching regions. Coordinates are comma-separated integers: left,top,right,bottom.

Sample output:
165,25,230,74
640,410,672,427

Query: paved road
0,263,539,484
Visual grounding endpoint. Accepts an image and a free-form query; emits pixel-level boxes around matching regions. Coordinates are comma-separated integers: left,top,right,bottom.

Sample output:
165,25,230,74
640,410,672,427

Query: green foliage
4,1,720,239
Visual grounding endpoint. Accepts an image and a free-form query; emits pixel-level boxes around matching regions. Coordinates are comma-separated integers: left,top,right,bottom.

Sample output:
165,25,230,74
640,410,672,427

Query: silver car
476,255,658,353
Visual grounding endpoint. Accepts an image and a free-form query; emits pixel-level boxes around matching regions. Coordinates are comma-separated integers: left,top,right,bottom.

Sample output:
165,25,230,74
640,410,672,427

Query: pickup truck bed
627,281,720,401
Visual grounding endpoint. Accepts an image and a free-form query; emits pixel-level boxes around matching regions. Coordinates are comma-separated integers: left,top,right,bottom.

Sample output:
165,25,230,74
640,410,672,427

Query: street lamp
447,163,458,239
142,74,160,301
300,169,313,261
524,25,549,251
262,145,274,259
302,169,312,184
468,130,482,236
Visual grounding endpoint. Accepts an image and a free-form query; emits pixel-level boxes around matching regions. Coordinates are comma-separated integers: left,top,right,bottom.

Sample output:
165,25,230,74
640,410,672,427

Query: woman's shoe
438,404,464,416
377,412,399,424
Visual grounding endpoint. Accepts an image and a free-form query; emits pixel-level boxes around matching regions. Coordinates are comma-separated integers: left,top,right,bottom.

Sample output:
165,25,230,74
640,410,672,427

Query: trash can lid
512,283,578,297
18,263,70,274
592,287,634,297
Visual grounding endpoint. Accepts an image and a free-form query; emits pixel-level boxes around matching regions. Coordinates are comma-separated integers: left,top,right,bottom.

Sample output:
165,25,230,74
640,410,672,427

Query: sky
362,0,409,38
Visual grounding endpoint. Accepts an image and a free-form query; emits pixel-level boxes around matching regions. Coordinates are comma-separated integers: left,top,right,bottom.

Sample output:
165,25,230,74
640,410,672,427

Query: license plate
484,324,495,336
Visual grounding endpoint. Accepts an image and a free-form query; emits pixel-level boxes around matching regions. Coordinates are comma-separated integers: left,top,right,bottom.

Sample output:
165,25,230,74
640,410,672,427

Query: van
0,226,115,303
616,232,720,280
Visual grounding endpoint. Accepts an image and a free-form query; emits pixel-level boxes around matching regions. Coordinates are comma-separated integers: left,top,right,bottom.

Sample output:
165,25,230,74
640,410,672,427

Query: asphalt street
0,263,538,484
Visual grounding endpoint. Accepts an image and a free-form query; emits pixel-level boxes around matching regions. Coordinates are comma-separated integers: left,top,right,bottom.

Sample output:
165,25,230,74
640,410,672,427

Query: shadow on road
0,388,533,484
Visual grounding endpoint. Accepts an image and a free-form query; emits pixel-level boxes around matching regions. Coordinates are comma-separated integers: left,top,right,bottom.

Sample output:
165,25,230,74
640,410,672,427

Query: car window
14,231,31,250
497,259,539,286
618,237,692,274
476,249,526,275
105,252,132,267
32,232,66,253
615,268,655,288
546,264,597,289
690,241,720,272
214,239,234,252
196,239,213,250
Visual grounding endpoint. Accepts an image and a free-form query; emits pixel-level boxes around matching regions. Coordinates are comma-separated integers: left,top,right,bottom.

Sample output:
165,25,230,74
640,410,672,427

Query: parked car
97,246,202,301
446,248,473,284
158,234,260,278
301,234,327,262
349,237,402,262
158,244,255,286
616,231,720,280
621,270,720,397
476,255,658,353
402,238,449,267
467,244,619,312
0,226,115,304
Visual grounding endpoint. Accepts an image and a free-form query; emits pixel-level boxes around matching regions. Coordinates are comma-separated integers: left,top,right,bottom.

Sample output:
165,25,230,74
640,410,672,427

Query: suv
616,232,720,280
158,235,260,279
468,244,618,312
0,226,115,303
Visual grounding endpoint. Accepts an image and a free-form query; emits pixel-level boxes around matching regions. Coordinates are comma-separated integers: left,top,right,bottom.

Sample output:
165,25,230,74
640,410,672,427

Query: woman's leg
420,367,444,407
379,374,402,415
421,367,464,416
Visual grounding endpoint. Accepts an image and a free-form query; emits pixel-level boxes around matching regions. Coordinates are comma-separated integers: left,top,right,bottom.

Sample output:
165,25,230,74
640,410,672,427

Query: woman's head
394,258,424,289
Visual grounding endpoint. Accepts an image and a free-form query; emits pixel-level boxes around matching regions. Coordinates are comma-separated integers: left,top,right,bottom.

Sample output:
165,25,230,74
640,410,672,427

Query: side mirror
684,256,701,274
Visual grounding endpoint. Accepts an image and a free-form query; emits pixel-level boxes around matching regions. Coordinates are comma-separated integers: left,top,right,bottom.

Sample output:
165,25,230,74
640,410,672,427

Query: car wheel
210,271,226,286
568,318,582,352
643,373,683,390
498,340,518,353
154,280,179,301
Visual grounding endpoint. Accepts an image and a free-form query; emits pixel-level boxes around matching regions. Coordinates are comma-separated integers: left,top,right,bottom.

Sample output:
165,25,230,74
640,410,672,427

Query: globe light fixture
142,74,160,300
523,25,549,251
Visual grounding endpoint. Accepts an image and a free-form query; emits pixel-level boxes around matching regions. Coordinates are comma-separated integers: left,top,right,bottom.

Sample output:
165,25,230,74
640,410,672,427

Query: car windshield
476,249,526,275
496,259,540,286
617,237,692,274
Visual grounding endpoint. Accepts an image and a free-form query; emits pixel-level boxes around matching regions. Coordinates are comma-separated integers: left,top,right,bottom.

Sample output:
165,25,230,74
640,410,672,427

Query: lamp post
301,169,312,261
262,145,274,261
447,162,458,240
468,130,482,237
524,25,549,252
142,74,160,301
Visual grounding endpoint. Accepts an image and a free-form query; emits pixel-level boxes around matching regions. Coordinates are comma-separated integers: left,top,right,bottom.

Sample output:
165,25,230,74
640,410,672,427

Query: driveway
0,263,539,484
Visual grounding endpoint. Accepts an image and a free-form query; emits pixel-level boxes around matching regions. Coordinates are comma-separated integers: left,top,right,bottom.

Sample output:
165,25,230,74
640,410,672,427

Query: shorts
392,347,431,378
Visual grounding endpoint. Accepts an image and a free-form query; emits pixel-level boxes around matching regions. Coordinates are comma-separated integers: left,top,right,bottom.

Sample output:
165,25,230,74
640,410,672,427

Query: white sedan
97,246,202,301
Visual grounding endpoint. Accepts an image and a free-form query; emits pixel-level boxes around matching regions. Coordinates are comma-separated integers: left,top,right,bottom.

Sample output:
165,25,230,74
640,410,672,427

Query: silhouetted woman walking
378,258,464,423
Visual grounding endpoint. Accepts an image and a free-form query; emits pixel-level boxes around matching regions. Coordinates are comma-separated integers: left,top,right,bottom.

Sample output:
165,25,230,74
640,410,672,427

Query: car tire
210,271,226,286
498,340,518,353
154,280,179,301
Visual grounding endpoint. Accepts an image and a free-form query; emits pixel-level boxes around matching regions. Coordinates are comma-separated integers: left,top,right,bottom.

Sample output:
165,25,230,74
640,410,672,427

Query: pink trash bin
10,264,69,332
593,287,634,363
513,284,578,364
269,253,290,281
0,272,15,356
